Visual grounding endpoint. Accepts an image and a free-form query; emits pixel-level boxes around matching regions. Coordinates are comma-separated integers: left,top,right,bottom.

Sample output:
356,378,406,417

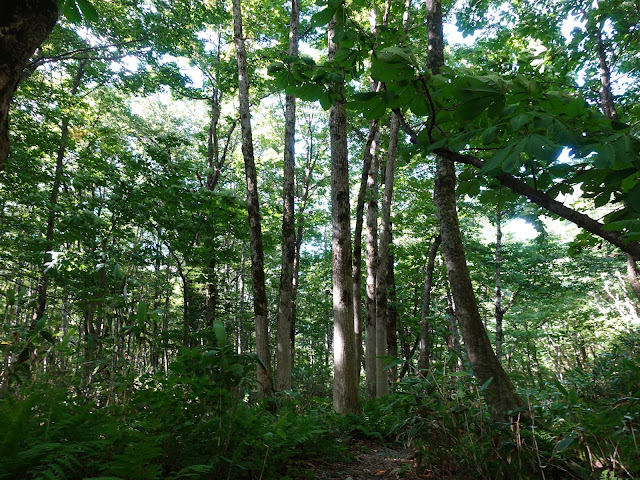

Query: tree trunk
427,0,522,420
375,113,400,397
15,62,84,372
593,26,640,304
364,132,379,399
232,0,273,397
275,0,299,392
386,243,398,389
0,0,58,169
435,157,522,418
354,120,379,387
418,235,440,370
495,208,504,362
329,16,360,414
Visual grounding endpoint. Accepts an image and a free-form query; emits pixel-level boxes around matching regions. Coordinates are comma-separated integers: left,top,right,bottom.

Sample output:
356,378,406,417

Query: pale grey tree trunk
364,132,379,399
232,0,273,397
329,17,361,414
354,120,379,383
275,0,299,392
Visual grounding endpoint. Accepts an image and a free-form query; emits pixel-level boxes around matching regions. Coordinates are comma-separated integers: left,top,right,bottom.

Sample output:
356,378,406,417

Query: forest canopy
0,0,639,478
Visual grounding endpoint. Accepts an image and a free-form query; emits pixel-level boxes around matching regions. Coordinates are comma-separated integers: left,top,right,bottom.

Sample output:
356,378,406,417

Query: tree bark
592,26,640,303
232,0,273,397
386,242,398,389
427,0,522,420
276,0,299,392
418,235,440,370
364,132,379,399
329,16,360,414
375,113,400,397
0,0,58,170
495,208,504,362
435,157,522,418
354,120,379,386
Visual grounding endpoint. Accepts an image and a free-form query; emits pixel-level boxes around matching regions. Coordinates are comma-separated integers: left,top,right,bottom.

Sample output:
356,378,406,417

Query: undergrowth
386,331,640,479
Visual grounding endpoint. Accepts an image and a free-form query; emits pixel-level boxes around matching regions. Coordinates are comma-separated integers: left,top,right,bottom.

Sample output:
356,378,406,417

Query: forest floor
287,437,428,479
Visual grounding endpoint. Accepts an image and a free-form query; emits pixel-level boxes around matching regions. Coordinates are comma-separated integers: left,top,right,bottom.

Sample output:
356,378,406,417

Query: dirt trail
289,438,424,479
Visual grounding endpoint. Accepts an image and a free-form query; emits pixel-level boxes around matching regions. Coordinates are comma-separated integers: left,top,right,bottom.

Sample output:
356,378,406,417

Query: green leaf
6,288,15,307
76,0,99,22
137,301,148,324
63,0,82,23
552,435,575,457
34,315,47,332
213,320,227,347
310,6,336,27
553,377,568,397
40,330,55,344
447,371,471,377
479,377,493,391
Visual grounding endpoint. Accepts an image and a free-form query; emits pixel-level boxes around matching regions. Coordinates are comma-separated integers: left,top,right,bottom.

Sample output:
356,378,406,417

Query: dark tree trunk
435,157,522,418
329,17,360,414
495,208,504,362
592,26,640,304
419,235,440,370
232,0,274,397
0,0,58,169
427,0,522,420
276,0,299,392
375,113,400,397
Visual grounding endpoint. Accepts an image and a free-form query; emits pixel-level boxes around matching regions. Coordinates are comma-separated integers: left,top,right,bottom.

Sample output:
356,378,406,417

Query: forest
1,0,639,478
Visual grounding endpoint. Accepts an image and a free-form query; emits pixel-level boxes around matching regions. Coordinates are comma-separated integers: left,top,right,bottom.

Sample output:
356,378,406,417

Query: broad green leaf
35,315,47,331
137,301,148,324
76,0,99,22
7,288,15,306
213,320,227,347
310,6,336,27
552,435,575,457
63,0,82,23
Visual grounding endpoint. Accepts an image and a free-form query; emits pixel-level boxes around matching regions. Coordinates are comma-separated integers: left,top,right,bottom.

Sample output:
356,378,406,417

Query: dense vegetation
1,0,639,478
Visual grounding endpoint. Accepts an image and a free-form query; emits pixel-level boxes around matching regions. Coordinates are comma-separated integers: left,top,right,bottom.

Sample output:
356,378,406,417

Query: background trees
0,0,639,477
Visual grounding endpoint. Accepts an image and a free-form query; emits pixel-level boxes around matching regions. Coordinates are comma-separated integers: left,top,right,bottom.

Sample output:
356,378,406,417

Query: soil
287,437,429,479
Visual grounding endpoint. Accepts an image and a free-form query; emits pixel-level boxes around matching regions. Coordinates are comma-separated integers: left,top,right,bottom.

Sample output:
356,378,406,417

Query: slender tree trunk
375,113,400,397
276,0,299,392
495,208,504,362
292,115,318,362
329,16,360,414
593,26,640,304
232,0,274,397
15,62,85,372
427,0,521,420
419,235,440,370
354,121,379,384
386,244,398,389
0,0,58,169
364,134,379,399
